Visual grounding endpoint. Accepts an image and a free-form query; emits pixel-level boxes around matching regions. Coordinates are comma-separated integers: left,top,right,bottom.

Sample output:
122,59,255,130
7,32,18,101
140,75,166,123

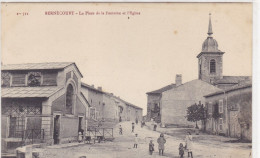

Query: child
78,131,83,143
132,122,135,133
179,143,184,158
119,125,123,135
133,134,138,148
149,140,154,155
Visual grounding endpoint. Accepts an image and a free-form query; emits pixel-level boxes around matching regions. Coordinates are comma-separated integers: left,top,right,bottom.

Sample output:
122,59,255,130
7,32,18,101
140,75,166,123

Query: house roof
204,83,252,98
1,62,83,77
81,82,104,93
80,92,91,107
1,86,63,98
111,95,142,110
146,84,176,94
214,76,251,84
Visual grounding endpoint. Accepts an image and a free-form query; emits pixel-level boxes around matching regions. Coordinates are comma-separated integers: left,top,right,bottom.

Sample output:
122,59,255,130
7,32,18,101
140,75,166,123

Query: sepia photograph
1,2,254,158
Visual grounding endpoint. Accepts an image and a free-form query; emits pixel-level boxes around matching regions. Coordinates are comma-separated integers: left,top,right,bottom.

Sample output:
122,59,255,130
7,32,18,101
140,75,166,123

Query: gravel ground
40,121,252,158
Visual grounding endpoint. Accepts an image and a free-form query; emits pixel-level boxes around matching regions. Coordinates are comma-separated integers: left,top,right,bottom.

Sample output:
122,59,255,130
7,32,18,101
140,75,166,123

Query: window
65,84,74,114
219,100,223,113
210,59,216,73
208,102,212,114
12,73,26,86
42,72,57,86
219,118,223,131
1,72,10,87
28,72,41,87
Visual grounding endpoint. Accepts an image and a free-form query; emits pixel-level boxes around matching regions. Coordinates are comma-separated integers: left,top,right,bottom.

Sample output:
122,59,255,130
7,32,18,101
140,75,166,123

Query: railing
86,128,114,143
22,129,45,146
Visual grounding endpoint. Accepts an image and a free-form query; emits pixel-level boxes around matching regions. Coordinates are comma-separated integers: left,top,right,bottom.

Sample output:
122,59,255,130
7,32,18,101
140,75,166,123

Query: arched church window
210,59,216,73
66,84,74,114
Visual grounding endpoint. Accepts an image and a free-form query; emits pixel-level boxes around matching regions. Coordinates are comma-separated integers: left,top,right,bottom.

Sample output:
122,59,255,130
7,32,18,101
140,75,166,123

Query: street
41,121,251,158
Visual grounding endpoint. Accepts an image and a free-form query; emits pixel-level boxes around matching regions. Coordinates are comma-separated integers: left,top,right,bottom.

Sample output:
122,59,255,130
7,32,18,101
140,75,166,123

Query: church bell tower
197,14,225,84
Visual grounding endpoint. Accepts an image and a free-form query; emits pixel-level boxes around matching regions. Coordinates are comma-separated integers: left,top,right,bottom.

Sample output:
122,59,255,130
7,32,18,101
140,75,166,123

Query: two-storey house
1,62,89,151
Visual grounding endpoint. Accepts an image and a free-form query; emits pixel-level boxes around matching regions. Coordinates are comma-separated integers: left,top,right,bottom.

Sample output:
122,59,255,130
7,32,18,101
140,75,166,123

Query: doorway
53,115,60,144
78,117,83,133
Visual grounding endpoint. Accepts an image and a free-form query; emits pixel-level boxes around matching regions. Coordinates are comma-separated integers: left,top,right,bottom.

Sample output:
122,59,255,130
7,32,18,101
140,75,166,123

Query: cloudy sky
1,3,252,115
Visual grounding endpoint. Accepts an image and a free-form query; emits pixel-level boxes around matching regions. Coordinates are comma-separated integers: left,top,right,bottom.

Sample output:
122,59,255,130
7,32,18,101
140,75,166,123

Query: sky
1,3,252,115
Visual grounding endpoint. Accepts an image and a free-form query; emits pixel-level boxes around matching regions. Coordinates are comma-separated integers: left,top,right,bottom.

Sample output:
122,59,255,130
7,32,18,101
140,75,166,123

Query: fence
86,128,114,143
22,129,45,146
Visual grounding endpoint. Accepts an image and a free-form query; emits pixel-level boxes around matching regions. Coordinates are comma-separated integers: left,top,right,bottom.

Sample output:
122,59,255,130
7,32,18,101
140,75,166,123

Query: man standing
132,122,135,133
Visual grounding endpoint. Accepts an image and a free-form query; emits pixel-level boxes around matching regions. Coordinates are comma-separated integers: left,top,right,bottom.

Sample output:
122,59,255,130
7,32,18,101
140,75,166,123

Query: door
78,117,83,132
53,115,60,144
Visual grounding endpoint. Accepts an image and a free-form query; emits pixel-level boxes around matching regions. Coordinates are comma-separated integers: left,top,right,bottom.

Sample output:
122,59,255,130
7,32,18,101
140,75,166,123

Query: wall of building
205,86,252,141
103,94,118,121
161,79,220,127
81,87,104,120
204,94,228,135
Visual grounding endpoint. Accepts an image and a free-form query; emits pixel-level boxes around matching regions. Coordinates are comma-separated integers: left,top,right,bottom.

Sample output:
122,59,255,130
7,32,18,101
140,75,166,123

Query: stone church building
146,14,251,127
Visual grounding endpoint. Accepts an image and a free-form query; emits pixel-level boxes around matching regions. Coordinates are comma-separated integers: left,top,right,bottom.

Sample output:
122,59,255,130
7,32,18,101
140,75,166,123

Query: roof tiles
2,62,73,71
1,86,63,98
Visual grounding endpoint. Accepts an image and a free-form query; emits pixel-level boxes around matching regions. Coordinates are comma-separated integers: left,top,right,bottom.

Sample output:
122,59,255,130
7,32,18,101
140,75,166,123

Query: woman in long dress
185,132,193,158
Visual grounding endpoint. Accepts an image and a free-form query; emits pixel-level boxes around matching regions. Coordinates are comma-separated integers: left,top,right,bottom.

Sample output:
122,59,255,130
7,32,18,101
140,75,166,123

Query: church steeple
208,13,213,36
197,13,225,83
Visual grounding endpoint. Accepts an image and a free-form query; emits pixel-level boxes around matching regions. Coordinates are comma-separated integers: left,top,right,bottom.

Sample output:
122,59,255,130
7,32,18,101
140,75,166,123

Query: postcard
1,2,253,158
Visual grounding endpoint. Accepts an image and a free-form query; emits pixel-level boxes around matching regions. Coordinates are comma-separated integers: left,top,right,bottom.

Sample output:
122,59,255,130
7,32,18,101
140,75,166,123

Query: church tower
197,14,225,84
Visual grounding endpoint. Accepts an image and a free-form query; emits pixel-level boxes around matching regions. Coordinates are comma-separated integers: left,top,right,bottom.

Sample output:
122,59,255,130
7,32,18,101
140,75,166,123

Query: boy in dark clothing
119,125,123,135
149,140,154,155
132,122,135,133
179,143,184,158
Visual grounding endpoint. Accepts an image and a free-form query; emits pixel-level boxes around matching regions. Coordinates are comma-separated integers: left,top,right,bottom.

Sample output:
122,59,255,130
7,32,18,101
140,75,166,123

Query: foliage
186,102,205,128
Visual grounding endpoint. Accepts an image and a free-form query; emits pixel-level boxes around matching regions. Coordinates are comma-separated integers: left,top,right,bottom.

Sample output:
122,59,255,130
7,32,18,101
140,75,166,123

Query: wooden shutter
42,72,57,86
12,73,26,86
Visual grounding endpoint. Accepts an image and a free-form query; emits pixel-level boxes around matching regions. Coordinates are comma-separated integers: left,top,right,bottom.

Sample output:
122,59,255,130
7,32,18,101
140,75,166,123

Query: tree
186,102,205,128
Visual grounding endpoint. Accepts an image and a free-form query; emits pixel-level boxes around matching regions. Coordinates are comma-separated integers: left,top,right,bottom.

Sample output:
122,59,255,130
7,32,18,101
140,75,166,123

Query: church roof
146,84,176,94
214,76,251,84
204,82,252,98
1,86,63,98
1,62,83,77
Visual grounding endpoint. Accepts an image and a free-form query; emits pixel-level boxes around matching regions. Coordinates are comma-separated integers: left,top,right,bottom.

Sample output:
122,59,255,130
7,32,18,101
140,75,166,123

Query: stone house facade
161,79,221,127
204,83,252,141
81,83,143,125
1,62,89,151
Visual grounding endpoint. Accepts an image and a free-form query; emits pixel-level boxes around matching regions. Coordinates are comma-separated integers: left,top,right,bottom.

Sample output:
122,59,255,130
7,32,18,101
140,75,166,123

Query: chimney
175,74,182,86
97,86,102,91
91,84,94,88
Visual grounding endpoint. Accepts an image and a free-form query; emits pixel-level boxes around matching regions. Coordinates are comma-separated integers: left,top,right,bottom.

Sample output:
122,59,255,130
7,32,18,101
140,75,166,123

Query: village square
1,3,253,158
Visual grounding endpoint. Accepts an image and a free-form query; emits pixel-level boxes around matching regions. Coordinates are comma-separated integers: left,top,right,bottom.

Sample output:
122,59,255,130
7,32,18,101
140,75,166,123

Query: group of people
119,122,193,158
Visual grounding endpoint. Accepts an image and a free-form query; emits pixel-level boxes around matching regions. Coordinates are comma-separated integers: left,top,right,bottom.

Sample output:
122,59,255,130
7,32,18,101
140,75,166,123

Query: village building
80,83,143,127
1,62,89,152
81,83,104,121
111,96,143,122
204,83,252,141
146,14,251,128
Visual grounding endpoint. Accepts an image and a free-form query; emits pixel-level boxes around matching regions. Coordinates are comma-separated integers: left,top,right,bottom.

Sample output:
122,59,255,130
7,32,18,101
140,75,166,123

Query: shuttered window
208,102,212,114
42,72,57,86
219,100,223,113
12,74,26,86
219,118,223,131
